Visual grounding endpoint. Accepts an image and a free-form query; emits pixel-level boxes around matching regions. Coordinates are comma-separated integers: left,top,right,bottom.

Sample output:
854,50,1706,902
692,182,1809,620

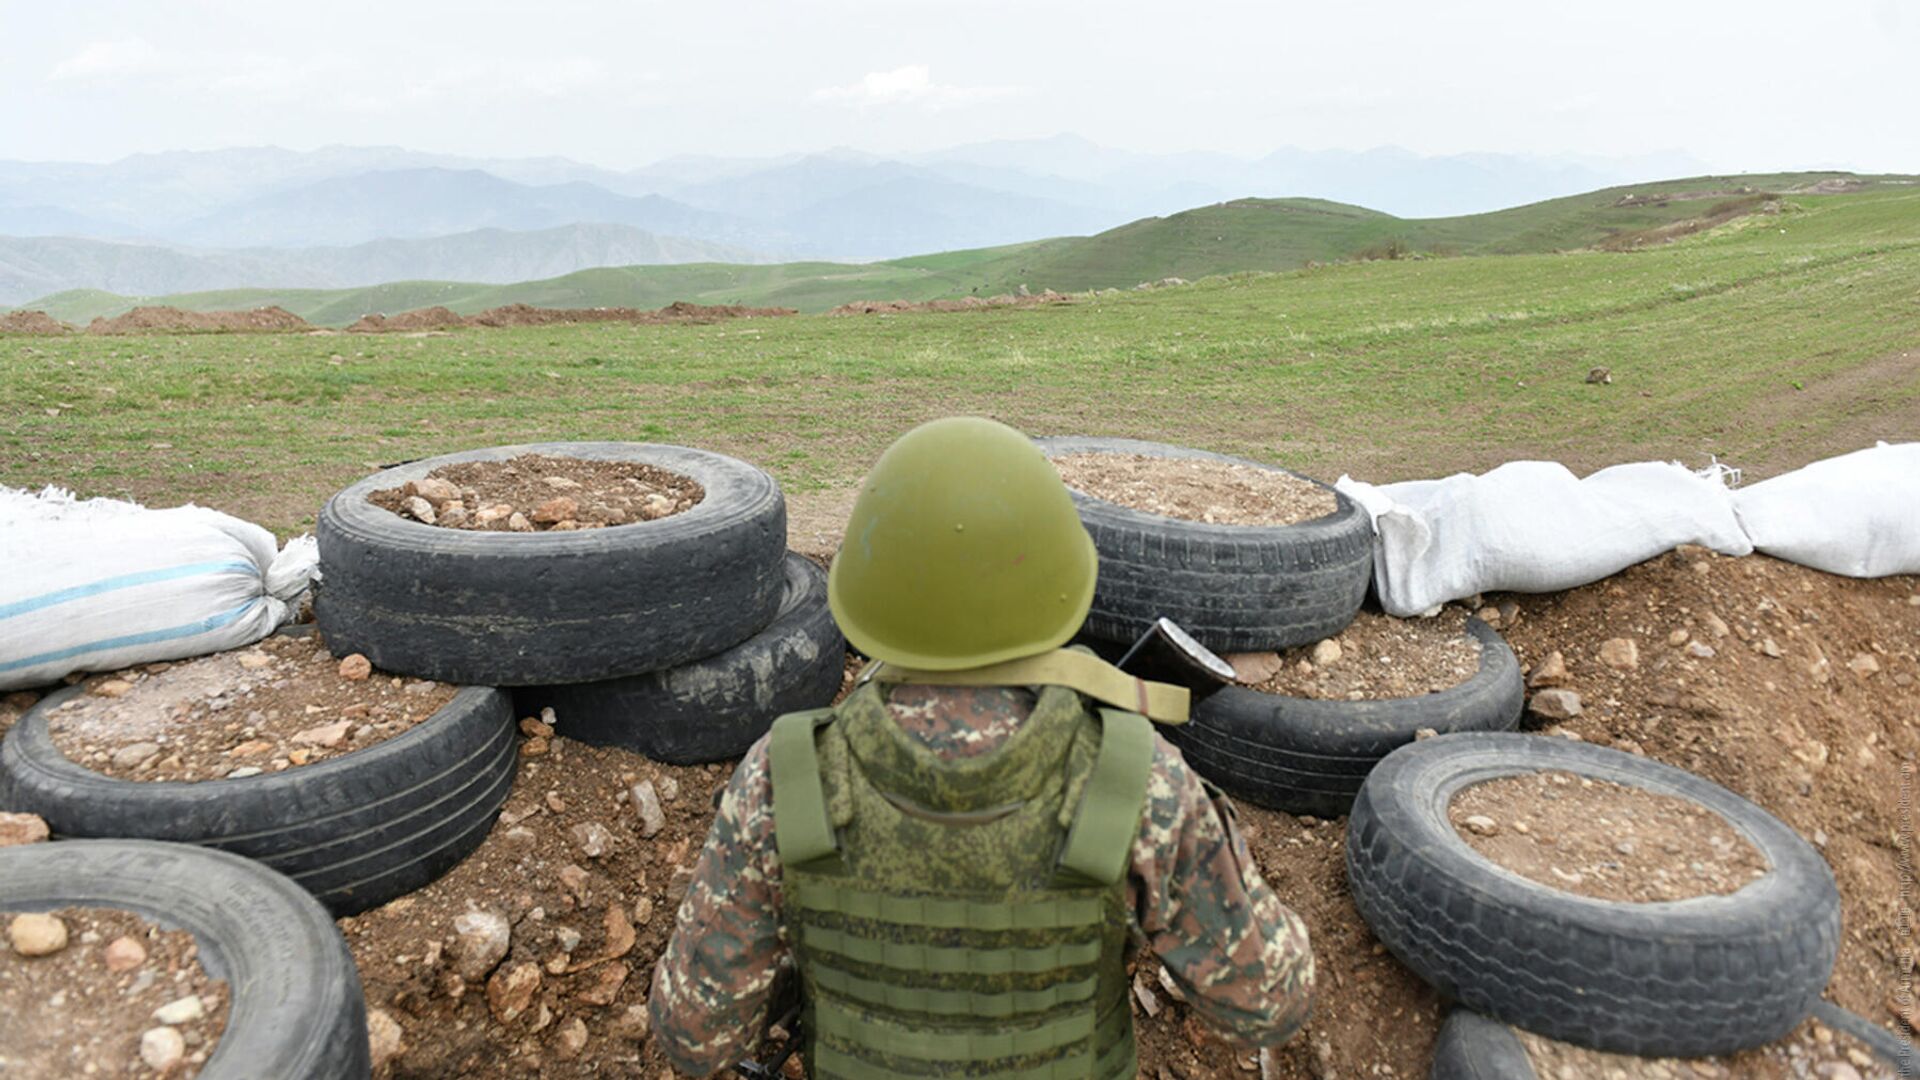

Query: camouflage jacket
649,684,1315,1077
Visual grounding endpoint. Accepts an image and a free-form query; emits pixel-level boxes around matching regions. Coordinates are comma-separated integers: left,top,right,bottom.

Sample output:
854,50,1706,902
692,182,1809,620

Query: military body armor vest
767,680,1154,1080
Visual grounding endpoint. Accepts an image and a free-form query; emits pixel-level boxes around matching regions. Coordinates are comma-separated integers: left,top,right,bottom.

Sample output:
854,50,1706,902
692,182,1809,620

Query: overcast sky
2,0,1913,171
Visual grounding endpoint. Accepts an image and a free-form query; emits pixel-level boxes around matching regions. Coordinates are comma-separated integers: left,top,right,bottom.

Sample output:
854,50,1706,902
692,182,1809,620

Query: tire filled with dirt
1346,732,1841,1058
0,839,369,1079
1430,1002,1909,1079
0,680,516,915
316,442,788,686
1169,615,1523,816
513,553,846,764
1035,436,1372,652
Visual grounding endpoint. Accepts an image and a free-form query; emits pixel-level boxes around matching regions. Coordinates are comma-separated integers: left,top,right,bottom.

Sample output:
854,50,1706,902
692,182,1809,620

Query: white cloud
49,38,165,81
814,65,1019,108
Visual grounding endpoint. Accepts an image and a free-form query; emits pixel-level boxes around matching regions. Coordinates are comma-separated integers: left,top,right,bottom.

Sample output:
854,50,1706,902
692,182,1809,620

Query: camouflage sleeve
648,735,786,1077
1128,735,1315,1048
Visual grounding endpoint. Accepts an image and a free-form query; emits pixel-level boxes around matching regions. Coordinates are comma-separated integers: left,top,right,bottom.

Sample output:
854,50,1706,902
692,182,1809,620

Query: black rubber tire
315,442,787,686
1034,436,1373,652
1167,618,1523,816
0,682,516,916
513,553,846,764
1430,1011,1533,1080
1429,1003,1911,1078
1347,733,1841,1058
0,839,369,1079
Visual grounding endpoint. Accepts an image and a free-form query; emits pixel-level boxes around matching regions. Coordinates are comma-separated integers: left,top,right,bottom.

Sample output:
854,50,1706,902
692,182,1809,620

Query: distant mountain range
0,224,768,307
21,170,1908,326
0,137,1718,301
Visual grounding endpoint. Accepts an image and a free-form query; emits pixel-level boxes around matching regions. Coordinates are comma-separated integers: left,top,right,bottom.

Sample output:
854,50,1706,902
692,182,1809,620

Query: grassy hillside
5,185,1917,539
13,171,1913,325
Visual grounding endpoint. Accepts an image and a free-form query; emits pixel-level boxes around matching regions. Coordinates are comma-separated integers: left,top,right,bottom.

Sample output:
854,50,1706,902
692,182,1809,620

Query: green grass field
4,187,1917,539
17,172,1913,326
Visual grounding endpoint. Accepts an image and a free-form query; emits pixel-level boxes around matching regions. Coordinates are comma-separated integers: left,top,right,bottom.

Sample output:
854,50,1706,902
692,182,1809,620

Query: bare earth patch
1450,769,1770,903
1052,452,1336,525
1518,1016,1897,1080
0,906,231,1078
1237,607,1482,700
369,454,703,533
47,635,457,783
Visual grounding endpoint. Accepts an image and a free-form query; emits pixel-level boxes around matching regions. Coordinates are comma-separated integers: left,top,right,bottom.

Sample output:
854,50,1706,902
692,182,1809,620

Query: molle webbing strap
798,925,1103,976
769,709,838,867
787,879,1104,930
814,998,1095,1059
1057,709,1155,886
810,965,1099,1018
811,1003,1134,1080
869,649,1190,724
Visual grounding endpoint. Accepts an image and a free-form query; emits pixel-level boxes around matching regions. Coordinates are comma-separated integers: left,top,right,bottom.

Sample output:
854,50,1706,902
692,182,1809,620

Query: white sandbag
1732,442,1920,577
0,486,319,691
1336,461,1753,617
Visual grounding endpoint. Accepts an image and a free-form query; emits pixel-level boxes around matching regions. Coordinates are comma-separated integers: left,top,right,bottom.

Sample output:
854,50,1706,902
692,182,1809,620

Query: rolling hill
13,172,1911,326
0,224,772,306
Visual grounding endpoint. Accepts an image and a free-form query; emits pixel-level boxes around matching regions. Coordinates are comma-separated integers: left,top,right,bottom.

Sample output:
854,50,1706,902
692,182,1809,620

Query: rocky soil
1450,769,1771,902
84,306,310,334
1053,452,1338,526
1228,606,1483,700
347,301,795,333
1518,1016,1898,1079
0,906,231,1078
44,634,456,782
368,454,704,533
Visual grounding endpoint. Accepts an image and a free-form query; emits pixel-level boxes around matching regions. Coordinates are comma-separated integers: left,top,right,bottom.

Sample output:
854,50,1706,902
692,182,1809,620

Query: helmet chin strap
860,649,1191,724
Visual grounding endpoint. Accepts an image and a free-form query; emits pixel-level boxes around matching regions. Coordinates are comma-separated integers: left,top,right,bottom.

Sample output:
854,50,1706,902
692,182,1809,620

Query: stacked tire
315,442,845,765
1037,437,1522,815
1345,733,1851,1071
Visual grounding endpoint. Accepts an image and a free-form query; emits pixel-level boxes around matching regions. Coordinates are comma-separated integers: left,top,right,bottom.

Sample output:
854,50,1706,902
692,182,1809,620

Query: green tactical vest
767,679,1154,1080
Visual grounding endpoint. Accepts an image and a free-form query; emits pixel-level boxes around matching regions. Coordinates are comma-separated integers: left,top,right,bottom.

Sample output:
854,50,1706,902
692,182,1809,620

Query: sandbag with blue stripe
0,487,317,691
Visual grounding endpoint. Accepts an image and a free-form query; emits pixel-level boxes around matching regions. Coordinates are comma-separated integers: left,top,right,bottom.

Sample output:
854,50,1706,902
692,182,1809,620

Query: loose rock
630,780,666,838
1309,639,1343,667
452,909,512,981
1527,651,1570,688
486,961,542,1023
1847,653,1880,677
93,679,135,698
531,496,578,525
406,477,461,506
570,821,616,858
338,654,373,681
8,912,69,956
1529,688,1584,720
554,1016,589,1059
404,495,437,524
1226,652,1285,684
292,720,353,748
153,994,206,1024
140,1026,187,1071
111,741,162,770
104,935,148,972
1598,638,1639,671
1462,814,1500,837
0,811,51,847
367,1008,407,1071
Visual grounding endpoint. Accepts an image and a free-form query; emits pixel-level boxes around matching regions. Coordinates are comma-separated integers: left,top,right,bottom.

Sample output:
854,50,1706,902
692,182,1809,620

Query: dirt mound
0,310,73,334
352,301,797,332
1597,195,1782,251
85,306,310,334
826,290,1068,316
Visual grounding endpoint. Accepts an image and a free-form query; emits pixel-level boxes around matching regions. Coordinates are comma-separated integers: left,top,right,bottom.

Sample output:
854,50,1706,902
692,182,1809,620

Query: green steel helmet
829,416,1097,671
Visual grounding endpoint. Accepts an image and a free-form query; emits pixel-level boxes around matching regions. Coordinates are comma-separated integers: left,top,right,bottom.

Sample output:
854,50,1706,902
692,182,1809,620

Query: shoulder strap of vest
769,708,839,867
1057,708,1155,885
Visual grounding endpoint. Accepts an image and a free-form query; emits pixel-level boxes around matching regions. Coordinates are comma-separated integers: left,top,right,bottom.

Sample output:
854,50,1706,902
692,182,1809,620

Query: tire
0,839,369,1079
1034,436,1373,652
1429,1003,1910,1079
1346,733,1841,1058
1430,1011,1532,1080
315,442,787,686
513,553,846,764
1810,999,1912,1069
0,682,516,916
1167,618,1522,816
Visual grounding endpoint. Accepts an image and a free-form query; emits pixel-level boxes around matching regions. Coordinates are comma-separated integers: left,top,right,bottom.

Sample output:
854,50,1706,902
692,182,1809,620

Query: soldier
650,416,1314,1078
